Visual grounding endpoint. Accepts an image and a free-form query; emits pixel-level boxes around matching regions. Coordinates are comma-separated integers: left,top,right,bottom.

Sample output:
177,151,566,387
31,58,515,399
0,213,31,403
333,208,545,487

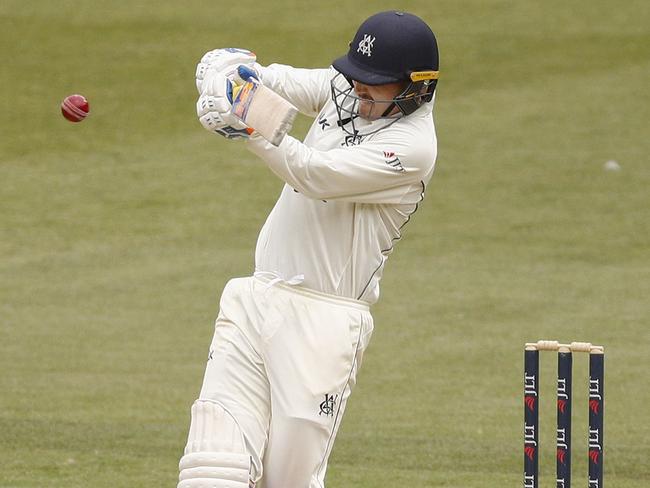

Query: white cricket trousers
196,275,374,488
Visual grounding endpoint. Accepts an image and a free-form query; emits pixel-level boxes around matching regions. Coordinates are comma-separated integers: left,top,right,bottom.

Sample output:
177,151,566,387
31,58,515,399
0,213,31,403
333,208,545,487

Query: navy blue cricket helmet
332,11,439,118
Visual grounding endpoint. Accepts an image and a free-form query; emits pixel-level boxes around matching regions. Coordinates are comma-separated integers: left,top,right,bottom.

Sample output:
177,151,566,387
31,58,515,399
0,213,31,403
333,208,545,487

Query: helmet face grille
330,74,404,137
330,73,434,136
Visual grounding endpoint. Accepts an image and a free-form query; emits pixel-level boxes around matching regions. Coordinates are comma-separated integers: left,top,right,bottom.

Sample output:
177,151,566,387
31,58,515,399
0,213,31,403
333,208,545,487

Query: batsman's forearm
247,134,322,197
246,133,426,204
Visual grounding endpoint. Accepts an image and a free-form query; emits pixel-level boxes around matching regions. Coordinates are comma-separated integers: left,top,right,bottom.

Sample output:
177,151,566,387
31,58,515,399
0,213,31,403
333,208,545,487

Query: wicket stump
523,340,605,488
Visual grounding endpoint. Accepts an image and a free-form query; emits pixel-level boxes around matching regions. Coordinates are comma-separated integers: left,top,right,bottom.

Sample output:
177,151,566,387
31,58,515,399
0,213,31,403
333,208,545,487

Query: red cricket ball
61,94,90,122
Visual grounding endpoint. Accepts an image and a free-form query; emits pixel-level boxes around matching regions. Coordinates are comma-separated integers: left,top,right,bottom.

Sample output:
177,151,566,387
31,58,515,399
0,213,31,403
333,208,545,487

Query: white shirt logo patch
357,34,376,57
383,151,405,172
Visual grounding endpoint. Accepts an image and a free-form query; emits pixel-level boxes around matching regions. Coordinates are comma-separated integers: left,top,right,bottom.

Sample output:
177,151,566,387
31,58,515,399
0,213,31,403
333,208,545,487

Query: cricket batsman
178,11,439,488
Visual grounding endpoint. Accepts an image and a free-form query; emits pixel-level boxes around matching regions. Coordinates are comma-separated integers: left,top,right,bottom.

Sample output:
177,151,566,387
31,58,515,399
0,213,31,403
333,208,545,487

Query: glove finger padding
199,48,255,66
198,111,251,139
197,96,251,139
201,70,235,100
196,95,231,118
195,48,256,94
196,71,252,140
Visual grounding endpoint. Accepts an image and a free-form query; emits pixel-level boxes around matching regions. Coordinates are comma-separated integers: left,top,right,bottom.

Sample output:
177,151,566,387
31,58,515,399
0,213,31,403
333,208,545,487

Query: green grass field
1,1,649,486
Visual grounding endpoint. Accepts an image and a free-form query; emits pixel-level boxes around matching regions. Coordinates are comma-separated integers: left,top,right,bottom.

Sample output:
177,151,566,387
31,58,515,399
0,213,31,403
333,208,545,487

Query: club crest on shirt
383,150,405,172
342,131,364,147
319,393,338,416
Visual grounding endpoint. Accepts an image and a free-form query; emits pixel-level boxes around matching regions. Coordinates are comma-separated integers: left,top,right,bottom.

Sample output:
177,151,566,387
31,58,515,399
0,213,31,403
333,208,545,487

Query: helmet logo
357,34,376,57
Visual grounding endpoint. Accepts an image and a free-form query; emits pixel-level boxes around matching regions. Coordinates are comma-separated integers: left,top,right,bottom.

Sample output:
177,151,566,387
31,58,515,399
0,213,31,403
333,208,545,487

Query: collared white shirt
247,64,437,303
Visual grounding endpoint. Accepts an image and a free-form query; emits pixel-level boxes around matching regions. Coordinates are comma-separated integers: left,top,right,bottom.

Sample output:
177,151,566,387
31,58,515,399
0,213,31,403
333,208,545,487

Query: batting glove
195,48,257,94
197,70,252,139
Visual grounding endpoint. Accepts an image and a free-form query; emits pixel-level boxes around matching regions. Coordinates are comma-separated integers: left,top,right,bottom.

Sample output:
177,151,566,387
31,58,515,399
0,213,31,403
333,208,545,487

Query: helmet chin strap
337,115,358,127
380,81,415,117
380,102,397,117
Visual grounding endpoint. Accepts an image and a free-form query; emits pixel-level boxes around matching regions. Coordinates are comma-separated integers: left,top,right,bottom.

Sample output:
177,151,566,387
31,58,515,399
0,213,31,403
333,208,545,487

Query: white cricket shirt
246,64,437,304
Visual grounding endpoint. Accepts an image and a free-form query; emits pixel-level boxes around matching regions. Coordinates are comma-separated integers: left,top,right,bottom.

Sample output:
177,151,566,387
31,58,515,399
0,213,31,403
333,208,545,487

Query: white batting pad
178,400,254,488
178,452,250,488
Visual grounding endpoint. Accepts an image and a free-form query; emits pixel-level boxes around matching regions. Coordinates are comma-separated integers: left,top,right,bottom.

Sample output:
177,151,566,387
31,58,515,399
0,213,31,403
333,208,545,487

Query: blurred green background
1,1,648,486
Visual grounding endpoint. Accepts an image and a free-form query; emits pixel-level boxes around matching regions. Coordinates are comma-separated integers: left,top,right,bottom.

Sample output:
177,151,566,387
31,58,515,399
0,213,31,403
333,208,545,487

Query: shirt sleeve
246,124,436,204
257,64,334,117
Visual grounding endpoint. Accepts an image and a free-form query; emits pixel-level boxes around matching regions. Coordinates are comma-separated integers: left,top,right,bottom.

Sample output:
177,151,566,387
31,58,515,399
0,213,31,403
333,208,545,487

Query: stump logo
524,446,536,461
525,396,536,411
